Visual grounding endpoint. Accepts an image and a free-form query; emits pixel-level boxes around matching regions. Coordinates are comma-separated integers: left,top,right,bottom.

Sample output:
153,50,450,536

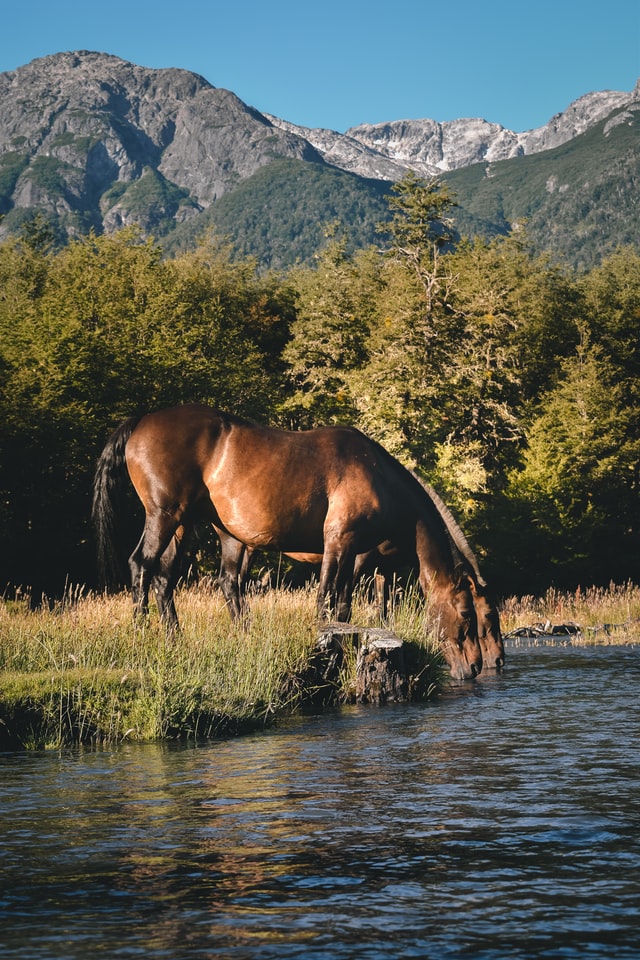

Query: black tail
92,415,143,588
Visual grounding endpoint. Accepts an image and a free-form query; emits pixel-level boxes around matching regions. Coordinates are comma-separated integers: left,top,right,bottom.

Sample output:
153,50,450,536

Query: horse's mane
408,470,486,587
358,433,482,580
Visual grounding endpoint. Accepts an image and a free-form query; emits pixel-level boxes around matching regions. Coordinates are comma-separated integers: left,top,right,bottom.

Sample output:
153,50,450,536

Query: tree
340,176,461,466
504,342,638,589
581,247,640,447
380,171,458,313
281,236,382,427
442,235,581,476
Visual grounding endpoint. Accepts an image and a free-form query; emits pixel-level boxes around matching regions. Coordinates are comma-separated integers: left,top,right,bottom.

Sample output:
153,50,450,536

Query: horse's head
469,580,505,669
435,573,483,680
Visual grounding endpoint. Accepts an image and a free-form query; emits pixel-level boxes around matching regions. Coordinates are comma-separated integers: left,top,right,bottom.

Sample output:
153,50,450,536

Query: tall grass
0,582,316,748
0,578,444,749
4,578,635,750
499,581,640,641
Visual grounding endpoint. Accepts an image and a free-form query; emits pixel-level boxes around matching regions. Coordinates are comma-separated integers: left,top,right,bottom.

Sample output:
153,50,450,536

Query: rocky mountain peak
0,51,322,239
270,85,638,177
0,51,637,258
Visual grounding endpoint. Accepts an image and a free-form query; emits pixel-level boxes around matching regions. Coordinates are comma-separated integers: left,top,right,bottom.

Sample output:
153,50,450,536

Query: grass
3,579,637,750
0,578,446,750
500,581,640,643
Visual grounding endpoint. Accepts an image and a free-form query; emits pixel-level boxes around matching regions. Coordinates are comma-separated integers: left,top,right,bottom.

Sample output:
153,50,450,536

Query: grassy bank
0,580,446,750
500,581,640,642
2,580,638,751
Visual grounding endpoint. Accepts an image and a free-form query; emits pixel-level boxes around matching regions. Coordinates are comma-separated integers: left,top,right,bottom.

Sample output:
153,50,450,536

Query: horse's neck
423,482,485,585
414,515,456,588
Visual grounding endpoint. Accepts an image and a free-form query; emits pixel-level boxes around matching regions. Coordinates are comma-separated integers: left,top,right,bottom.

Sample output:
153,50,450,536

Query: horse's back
127,404,369,471
129,404,231,445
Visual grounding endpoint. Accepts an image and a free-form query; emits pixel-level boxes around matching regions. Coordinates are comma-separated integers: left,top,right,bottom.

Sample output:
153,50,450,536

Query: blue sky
1,0,638,133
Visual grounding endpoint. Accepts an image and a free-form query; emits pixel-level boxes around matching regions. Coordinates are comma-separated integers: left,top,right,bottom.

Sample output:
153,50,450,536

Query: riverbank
0,581,446,750
500,581,640,642
1,580,638,750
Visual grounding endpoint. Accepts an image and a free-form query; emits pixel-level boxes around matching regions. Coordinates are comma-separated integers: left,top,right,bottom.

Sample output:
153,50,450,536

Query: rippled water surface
1,641,640,959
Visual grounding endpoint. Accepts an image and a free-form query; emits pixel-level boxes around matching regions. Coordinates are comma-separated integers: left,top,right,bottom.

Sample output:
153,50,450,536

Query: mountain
0,51,322,239
443,105,640,270
268,85,637,176
0,51,638,269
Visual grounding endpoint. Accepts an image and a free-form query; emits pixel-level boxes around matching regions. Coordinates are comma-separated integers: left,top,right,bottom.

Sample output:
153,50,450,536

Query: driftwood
587,619,640,638
503,618,639,641
503,621,582,640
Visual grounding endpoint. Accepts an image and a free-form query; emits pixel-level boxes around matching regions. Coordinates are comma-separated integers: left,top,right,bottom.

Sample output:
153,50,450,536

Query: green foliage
100,168,198,234
444,106,640,270
505,344,637,587
379,171,458,312
443,235,581,460
0,168,638,599
382,171,457,252
0,152,29,213
164,158,392,268
0,229,296,594
482,248,640,592
25,155,69,193
279,236,382,426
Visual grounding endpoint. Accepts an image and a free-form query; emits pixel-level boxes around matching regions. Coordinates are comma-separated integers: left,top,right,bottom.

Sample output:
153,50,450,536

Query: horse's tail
92,415,143,588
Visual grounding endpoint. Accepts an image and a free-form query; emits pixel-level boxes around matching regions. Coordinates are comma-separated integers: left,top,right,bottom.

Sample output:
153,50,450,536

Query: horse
421,483,505,669
92,404,483,679
217,481,505,670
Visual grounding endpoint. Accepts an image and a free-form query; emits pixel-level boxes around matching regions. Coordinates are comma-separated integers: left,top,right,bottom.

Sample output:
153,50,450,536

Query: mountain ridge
0,51,638,268
267,82,639,178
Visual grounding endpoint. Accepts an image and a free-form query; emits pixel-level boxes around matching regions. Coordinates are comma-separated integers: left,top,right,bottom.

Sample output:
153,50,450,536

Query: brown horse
421,484,505,669
219,481,505,670
92,404,483,679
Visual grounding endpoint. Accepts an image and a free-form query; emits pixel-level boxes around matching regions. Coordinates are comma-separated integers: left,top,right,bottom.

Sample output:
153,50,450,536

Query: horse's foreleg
237,543,255,603
352,550,389,623
318,531,357,622
216,529,248,620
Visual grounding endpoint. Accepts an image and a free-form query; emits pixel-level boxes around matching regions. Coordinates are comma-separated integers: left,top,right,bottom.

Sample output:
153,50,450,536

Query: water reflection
1,642,639,959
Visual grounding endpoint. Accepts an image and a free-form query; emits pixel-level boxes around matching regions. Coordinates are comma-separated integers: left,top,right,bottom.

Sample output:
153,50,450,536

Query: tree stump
354,633,408,704
316,623,409,704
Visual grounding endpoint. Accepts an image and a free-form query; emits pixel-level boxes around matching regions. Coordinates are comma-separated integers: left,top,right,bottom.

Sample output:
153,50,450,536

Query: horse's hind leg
129,533,150,621
129,512,180,626
152,526,188,633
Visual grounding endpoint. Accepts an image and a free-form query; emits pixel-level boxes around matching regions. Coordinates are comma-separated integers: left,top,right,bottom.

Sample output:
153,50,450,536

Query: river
1,640,639,959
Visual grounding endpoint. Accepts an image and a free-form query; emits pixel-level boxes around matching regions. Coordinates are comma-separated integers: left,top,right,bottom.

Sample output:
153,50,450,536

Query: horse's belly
212,493,327,553
204,429,388,553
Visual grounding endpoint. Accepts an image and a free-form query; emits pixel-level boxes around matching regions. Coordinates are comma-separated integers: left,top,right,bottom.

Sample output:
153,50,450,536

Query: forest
1,173,638,601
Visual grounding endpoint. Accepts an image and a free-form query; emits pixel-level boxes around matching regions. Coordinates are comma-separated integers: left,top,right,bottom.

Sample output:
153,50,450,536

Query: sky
1,0,638,133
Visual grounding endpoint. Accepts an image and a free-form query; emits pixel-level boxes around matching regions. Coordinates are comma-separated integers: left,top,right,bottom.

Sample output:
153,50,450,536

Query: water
1,641,639,959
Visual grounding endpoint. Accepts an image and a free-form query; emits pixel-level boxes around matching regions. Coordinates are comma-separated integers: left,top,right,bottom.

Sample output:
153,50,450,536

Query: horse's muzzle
449,661,479,680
